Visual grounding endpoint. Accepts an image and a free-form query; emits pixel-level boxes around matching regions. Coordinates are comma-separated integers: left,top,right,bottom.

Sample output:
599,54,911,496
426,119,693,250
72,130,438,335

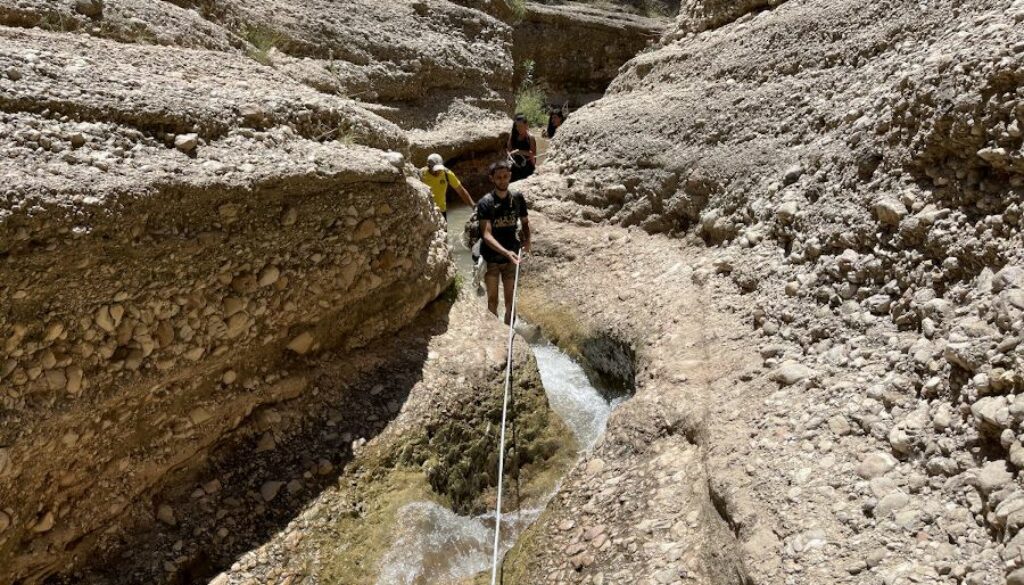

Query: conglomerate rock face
514,0,1024,583
0,0,515,163
0,10,463,584
513,2,667,106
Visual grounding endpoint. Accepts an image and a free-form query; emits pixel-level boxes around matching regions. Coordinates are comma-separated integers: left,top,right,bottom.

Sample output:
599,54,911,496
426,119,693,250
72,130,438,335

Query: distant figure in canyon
545,109,565,138
506,114,537,182
420,153,474,222
477,160,531,324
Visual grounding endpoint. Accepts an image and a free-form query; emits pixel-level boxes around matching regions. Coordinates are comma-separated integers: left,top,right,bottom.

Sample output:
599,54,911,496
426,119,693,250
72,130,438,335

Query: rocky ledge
0,22,451,585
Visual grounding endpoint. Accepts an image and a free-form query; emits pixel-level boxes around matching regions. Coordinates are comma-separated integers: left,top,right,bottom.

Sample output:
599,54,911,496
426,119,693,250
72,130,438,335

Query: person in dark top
476,160,531,324
506,113,537,183
545,110,565,138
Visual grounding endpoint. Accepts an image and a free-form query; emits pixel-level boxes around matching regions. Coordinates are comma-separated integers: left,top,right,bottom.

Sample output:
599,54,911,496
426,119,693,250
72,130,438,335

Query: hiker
420,153,473,220
545,109,565,138
506,114,537,183
477,160,530,324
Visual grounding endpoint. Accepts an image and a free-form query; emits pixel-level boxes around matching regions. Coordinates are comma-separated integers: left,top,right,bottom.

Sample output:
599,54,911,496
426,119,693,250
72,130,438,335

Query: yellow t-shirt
420,167,462,212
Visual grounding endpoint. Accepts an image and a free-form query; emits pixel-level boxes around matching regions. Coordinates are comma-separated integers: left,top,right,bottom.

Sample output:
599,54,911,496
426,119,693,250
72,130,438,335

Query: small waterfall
374,204,618,584
529,340,618,451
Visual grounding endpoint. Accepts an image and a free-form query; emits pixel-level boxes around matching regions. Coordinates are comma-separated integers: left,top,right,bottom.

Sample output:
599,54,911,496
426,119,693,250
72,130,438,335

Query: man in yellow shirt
420,153,474,221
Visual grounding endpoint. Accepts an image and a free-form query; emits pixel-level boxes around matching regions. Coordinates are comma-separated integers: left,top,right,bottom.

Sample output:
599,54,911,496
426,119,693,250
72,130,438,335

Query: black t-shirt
476,190,528,263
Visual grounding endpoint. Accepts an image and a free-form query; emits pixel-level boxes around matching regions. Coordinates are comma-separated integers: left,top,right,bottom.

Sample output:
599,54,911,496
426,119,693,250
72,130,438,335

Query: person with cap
420,153,474,221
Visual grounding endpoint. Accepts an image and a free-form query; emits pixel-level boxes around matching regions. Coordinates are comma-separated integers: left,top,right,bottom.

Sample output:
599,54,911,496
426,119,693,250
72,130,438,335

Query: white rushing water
374,205,617,585
375,503,541,585
529,341,616,451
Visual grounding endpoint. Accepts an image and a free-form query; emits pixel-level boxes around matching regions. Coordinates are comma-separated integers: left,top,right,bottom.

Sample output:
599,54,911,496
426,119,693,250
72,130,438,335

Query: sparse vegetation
242,23,281,65
308,119,357,145
508,0,527,22
514,59,549,127
442,273,465,303
516,87,548,127
39,10,79,33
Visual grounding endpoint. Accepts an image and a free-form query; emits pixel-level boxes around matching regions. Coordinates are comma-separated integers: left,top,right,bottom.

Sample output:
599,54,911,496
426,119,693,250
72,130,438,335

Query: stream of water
374,204,616,585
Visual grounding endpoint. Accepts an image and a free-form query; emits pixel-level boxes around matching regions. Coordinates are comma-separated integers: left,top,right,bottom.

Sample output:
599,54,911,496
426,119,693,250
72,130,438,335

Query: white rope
490,254,523,585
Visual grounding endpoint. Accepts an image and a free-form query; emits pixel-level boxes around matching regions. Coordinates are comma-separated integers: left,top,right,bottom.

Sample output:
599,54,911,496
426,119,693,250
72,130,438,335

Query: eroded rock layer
513,2,666,105
0,0,514,164
0,18,454,585
515,0,1024,583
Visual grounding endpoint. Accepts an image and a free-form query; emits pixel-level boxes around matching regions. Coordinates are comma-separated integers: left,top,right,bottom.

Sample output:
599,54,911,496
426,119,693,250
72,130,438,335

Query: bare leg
486,267,500,317
502,269,516,325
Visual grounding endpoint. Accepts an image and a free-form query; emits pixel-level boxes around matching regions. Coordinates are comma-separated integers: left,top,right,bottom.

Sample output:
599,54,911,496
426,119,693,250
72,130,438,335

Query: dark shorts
511,164,534,183
485,261,516,281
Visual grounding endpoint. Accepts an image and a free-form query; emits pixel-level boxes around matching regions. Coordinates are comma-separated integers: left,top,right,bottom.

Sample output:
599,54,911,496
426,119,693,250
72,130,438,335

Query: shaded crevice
576,335,638,402
708,480,742,539
43,298,455,585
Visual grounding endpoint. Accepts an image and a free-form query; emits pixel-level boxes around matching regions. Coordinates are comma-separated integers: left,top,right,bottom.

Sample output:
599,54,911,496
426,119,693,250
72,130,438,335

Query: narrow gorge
2,1,1024,585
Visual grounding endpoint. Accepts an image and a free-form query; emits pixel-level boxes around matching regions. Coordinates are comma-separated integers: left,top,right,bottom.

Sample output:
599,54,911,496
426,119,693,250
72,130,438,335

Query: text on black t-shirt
476,190,528,263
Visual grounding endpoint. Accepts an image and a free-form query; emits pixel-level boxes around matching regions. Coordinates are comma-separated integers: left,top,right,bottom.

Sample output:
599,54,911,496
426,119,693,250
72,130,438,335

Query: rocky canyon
2,1,1023,585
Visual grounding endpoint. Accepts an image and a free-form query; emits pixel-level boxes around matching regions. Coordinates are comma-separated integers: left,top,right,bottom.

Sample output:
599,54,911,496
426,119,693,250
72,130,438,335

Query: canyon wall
514,0,1024,583
0,0,515,164
513,2,667,106
0,1,514,581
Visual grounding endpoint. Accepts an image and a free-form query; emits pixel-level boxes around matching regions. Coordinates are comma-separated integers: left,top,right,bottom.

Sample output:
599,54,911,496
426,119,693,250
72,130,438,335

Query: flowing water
373,204,617,585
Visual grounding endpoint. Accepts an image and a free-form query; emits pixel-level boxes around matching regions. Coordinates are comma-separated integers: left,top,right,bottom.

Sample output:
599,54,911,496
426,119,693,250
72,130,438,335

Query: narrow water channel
374,204,618,585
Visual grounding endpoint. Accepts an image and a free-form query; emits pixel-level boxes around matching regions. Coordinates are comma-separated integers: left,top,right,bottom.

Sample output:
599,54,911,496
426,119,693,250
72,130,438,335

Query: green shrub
515,86,548,127
508,0,527,21
514,58,548,127
442,273,464,303
242,24,280,65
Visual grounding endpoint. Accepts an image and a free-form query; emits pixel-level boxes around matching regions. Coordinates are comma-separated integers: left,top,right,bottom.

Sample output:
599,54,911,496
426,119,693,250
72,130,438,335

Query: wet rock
190,407,212,425
256,432,276,452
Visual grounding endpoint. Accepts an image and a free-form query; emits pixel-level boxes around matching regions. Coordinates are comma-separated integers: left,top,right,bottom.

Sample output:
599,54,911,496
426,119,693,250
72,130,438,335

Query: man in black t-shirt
476,160,531,324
